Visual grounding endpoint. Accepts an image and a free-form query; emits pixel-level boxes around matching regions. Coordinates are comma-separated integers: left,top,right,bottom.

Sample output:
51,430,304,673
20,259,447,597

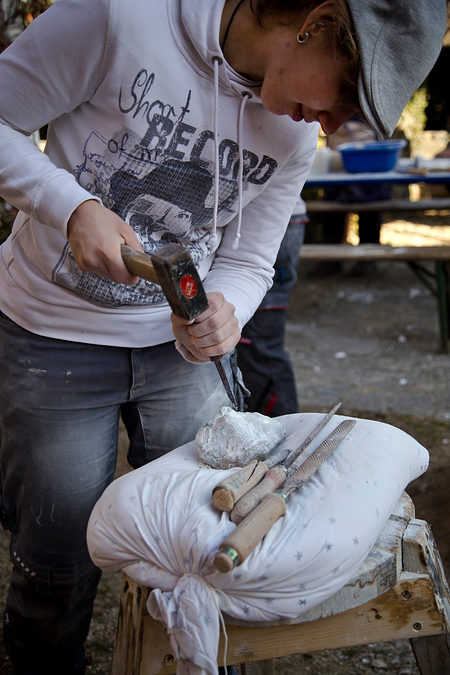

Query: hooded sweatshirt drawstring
212,56,222,245
212,56,252,249
234,90,251,249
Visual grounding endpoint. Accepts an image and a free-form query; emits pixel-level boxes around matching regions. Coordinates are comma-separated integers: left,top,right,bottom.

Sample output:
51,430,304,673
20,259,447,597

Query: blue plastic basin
338,139,407,173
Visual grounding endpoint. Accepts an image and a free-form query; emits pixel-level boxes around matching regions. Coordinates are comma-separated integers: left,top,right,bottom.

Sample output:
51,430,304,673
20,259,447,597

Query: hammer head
121,243,208,320
151,244,209,320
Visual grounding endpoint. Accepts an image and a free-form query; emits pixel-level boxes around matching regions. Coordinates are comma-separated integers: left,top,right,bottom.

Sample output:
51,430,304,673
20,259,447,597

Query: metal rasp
214,418,356,572
281,418,356,496
230,402,342,522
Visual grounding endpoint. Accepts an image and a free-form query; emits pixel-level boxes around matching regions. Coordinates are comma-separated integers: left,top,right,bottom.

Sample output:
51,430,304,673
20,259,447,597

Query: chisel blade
283,418,356,494
211,355,239,411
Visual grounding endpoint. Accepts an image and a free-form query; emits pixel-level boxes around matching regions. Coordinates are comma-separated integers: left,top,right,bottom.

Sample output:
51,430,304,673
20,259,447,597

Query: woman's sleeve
0,0,110,231
203,122,318,329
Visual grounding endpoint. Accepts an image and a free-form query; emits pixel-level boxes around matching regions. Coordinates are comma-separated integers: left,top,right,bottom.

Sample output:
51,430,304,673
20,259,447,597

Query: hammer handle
121,245,159,284
230,464,287,523
214,492,287,572
121,244,209,320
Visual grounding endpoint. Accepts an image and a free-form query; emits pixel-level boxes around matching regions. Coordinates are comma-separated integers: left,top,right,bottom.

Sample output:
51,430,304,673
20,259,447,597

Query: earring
297,31,310,44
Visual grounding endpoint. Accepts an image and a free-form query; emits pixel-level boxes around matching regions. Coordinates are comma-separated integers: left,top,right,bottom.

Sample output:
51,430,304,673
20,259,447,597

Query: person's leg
350,184,390,276
4,567,101,675
306,212,346,277
120,340,236,467
0,314,242,673
350,211,382,276
357,211,382,244
237,219,304,416
237,308,297,415
0,312,130,674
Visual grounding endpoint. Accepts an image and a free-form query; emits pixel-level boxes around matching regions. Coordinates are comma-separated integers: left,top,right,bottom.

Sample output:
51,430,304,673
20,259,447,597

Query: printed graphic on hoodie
53,74,277,308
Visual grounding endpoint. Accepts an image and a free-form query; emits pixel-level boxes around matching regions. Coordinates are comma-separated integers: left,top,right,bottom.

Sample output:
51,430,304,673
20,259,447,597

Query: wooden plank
139,574,445,672
112,576,150,675
390,492,415,521
402,520,450,632
140,616,177,674
300,244,450,262
410,633,450,675
402,520,450,674
305,197,450,213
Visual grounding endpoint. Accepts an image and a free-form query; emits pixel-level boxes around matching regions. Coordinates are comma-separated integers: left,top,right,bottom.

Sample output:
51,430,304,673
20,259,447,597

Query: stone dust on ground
0,211,449,674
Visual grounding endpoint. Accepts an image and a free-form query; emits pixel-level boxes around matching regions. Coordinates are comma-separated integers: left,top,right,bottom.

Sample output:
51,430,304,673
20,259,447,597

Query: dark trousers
4,567,101,675
320,182,391,245
321,210,382,245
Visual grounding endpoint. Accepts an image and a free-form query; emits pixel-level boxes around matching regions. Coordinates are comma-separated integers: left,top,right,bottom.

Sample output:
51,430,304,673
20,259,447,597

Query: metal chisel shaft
210,355,238,411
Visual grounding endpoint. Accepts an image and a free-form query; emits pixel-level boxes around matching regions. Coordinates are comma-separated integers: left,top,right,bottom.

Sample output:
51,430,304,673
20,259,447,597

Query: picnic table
300,158,450,353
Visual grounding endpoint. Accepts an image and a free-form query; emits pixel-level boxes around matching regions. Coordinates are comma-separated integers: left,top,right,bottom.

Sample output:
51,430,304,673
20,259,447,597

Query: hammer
121,244,238,410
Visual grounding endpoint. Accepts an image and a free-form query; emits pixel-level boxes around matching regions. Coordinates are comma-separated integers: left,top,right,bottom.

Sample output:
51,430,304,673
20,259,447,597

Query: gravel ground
0,211,449,673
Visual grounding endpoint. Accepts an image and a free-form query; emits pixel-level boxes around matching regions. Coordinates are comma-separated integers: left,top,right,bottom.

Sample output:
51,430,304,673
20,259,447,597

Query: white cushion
87,413,428,674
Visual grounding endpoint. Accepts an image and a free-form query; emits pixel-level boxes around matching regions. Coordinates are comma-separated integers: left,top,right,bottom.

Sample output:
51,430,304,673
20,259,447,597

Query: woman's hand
171,292,240,364
67,199,143,284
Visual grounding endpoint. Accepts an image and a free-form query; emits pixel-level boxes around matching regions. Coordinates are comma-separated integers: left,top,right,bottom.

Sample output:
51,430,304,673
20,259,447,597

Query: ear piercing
297,31,310,44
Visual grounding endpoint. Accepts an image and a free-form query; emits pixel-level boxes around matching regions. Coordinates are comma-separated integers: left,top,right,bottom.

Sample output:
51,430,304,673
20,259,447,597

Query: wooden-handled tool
229,463,289,523
229,402,342,522
214,419,356,573
213,402,341,514
212,458,279,512
121,244,238,409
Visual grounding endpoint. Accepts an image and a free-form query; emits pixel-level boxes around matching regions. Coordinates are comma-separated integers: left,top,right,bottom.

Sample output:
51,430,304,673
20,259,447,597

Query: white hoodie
0,0,318,347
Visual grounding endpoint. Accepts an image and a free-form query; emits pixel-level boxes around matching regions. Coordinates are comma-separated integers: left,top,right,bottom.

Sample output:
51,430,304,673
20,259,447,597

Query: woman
0,0,445,672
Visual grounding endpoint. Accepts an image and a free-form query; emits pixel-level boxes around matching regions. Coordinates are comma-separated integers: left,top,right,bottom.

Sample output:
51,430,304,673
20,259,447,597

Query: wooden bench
111,493,450,675
299,244,450,353
305,197,450,214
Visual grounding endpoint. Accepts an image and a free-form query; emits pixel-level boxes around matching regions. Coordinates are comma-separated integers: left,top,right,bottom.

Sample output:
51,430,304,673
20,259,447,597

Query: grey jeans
0,310,235,673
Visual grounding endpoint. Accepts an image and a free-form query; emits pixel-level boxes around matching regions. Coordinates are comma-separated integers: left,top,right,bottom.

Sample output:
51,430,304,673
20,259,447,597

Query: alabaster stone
195,406,286,469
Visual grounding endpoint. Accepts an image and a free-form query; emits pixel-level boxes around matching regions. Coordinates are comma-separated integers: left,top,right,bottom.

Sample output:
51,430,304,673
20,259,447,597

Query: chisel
210,355,239,411
214,418,356,572
121,244,238,410
212,401,341,513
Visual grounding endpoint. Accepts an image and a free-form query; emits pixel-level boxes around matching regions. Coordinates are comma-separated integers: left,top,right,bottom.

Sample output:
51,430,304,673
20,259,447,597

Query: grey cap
347,0,447,139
